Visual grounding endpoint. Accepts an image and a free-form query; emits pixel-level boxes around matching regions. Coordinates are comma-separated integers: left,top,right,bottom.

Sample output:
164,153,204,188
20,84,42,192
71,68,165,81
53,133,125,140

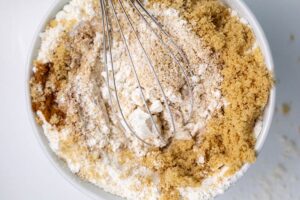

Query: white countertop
0,0,299,199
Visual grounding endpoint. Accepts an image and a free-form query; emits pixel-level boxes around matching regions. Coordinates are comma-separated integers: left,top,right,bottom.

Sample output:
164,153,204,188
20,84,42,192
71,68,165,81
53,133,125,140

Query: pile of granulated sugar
29,0,272,199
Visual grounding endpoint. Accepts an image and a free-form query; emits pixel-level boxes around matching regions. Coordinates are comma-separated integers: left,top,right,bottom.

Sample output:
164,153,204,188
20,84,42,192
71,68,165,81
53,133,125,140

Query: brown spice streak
30,34,71,128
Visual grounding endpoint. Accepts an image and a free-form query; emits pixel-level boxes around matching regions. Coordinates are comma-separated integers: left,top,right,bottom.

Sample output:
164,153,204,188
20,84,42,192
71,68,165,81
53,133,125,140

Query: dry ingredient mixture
30,0,273,199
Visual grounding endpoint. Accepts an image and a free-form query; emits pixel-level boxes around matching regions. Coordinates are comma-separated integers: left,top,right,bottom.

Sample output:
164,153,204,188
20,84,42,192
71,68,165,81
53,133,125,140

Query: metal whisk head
99,0,193,146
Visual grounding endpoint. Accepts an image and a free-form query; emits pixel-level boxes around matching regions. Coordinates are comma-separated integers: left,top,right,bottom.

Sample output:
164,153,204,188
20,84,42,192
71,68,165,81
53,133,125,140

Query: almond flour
30,0,272,199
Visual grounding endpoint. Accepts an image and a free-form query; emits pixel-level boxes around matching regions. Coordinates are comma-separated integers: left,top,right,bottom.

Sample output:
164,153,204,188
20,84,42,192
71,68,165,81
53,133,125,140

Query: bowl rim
25,0,276,199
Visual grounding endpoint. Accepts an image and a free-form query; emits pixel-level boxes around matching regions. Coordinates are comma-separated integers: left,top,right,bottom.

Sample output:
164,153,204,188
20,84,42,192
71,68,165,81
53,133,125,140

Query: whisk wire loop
109,0,167,144
99,0,194,146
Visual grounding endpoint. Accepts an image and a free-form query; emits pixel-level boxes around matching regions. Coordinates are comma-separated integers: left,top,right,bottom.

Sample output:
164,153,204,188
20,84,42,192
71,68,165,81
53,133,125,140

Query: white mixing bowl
25,0,276,199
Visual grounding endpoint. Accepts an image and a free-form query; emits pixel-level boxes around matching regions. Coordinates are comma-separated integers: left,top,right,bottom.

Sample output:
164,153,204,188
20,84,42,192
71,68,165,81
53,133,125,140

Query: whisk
99,0,194,146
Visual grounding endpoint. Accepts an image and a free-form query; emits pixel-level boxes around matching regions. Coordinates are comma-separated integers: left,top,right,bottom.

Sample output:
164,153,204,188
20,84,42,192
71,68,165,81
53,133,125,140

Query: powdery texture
29,0,272,199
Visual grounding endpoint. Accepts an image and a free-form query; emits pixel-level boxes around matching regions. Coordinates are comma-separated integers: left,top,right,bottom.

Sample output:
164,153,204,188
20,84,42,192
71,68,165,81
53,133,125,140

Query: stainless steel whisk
99,0,194,146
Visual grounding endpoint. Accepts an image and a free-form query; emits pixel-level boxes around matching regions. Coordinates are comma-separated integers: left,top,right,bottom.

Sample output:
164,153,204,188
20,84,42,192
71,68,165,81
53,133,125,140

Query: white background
0,0,300,199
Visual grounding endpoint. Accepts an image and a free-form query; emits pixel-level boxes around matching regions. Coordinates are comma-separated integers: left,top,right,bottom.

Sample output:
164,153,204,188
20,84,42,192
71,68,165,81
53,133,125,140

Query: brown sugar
143,140,203,185
282,103,291,115
145,0,273,198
